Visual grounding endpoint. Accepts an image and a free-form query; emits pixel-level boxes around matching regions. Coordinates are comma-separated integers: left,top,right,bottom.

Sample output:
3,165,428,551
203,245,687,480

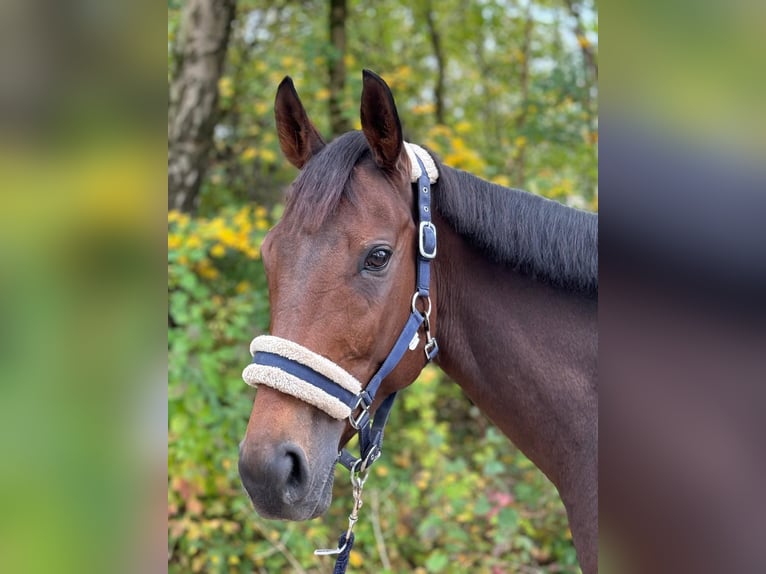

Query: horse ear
274,76,325,169
360,70,405,175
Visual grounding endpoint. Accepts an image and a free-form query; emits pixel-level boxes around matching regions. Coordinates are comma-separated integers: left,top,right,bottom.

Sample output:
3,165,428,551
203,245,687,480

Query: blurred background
167,1,597,572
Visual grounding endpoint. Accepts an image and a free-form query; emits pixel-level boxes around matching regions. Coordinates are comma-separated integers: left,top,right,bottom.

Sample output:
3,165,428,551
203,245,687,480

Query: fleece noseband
242,336,363,421
242,143,438,472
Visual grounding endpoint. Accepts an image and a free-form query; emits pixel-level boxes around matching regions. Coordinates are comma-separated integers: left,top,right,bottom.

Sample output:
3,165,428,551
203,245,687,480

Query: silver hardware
424,337,438,361
349,394,370,430
411,292,432,319
418,221,437,259
314,544,347,556
315,460,368,557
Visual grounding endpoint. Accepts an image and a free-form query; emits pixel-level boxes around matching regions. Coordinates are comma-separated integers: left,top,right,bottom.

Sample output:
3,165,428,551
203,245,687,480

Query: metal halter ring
411,292,432,319
350,456,372,487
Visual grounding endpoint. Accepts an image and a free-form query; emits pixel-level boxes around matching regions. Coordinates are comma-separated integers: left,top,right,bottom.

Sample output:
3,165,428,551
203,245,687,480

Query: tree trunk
512,5,533,187
425,1,446,125
563,0,597,82
328,0,351,136
168,0,236,213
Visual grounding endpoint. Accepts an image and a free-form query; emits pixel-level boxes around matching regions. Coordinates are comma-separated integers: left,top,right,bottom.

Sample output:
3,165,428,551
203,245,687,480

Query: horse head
238,71,436,520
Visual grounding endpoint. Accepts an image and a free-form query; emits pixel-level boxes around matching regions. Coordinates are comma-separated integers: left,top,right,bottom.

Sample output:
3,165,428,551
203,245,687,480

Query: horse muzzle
238,438,335,520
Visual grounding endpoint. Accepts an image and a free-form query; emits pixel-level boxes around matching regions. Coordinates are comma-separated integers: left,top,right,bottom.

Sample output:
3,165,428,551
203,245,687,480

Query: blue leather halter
338,153,438,472
249,154,438,473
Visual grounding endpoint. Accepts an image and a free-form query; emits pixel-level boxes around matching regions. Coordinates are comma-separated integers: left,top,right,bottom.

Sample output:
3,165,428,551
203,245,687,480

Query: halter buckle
349,392,372,430
418,221,437,259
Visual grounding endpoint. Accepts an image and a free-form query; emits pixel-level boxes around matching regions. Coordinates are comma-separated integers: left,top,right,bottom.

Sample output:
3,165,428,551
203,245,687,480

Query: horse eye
364,248,392,271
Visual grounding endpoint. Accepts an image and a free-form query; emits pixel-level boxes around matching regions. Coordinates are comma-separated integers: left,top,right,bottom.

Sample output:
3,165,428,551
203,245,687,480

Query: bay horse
238,70,598,572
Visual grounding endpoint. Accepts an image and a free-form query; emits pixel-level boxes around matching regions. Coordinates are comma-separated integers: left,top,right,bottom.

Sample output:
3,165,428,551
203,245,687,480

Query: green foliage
168,0,598,216
168,207,579,572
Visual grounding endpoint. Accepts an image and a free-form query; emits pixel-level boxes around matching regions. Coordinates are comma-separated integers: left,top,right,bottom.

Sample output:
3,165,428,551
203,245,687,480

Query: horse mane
433,161,598,295
283,131,598,295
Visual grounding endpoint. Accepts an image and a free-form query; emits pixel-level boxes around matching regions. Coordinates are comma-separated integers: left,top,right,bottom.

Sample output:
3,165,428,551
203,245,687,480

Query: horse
237,70,598,573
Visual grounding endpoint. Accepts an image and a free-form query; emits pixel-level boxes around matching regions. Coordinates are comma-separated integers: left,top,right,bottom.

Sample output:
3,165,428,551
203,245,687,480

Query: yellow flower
168,234,181,250
455,120,472,134
349,551,363,568
451,136,467,151
254,206,267,219
235,281,250,294
178,255,189,266
186,235,202,249
515,136,527,148
429,125,452,137
423,138,441,153
315,88,330,101
255,218,269,231
218,77,233,99
228,555,240,565
187,522,201,541
241,148,257,161
218,227,237,246
233,207,251,229
210,243,226,258
412,102,435,115
196,260,219,280
492,175,511,187
168,211,190,228
260,148,277,163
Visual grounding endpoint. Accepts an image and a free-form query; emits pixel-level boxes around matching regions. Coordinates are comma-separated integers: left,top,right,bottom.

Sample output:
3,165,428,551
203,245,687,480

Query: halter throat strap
242,146,438,471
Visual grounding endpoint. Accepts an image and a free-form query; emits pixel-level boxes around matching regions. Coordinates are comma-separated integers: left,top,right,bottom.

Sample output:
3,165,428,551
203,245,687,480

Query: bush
168,206,578,573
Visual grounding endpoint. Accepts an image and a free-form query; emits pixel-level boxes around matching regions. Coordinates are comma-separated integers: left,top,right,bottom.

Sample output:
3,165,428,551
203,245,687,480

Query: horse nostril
280,443,308,496
239,442,310,507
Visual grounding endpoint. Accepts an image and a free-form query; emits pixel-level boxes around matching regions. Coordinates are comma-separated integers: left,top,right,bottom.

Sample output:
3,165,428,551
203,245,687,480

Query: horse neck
431,210,598,492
